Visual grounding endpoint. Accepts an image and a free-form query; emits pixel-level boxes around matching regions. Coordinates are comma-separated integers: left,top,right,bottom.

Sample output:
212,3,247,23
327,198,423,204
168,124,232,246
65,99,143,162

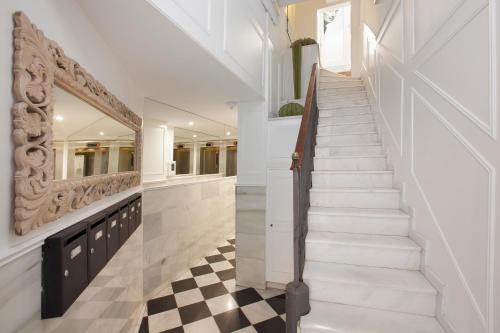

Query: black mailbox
136,195,142,227
88,213,108,282
118,204,130,246
128,199,137,234
42,222,88,318
107,210,120,259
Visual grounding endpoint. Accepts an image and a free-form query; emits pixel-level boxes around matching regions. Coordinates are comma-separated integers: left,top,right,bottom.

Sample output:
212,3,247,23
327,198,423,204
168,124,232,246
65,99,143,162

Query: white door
317,2,351,72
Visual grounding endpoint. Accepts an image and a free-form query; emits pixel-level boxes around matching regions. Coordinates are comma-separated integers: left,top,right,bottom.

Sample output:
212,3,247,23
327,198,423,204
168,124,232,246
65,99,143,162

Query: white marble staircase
300,70,445,333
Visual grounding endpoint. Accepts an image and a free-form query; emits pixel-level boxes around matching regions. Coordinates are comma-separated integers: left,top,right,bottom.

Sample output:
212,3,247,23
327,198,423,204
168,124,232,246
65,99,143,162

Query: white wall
0,1,143,331
360,1,499,332
143,119,175,182
0,0,143,261
146,0,273,98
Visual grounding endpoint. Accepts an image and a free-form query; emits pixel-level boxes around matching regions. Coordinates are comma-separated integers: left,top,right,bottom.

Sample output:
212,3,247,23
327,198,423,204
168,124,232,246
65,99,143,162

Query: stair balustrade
286,63,318,333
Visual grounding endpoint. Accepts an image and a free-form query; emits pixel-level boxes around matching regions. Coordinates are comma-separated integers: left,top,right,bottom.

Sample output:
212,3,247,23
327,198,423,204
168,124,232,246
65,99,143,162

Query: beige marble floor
19,226,144,333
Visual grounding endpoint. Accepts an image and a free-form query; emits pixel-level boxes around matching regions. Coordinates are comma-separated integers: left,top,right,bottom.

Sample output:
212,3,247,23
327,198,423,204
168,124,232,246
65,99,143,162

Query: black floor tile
147,294,177,316
254,316,286,333
213,308,251,333
231,288,263,307
160,326,184,333
205,254,226,263
178,301,212,325
229,259,236,267
138,316,149,333
190,264,214,277
228,239,235,245
215,268,235,281
265,294,286,315
217,245,235,253
200,282,228,299
172,278,198,293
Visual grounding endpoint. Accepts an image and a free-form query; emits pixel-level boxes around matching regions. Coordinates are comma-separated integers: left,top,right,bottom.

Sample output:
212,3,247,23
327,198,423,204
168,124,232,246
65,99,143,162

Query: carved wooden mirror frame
12,12,142,235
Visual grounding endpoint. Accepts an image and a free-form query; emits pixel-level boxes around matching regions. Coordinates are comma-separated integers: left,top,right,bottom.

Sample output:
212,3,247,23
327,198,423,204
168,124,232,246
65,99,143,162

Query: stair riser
312,172,393,188
315,145,383,156
305,279,436,316
319,114,375,125
305,242,421,270
320,93,368,103
318,86,366,95
319,99,369,108
316,133,379,146
320,82,364,89
310,191,400,209
308,214,409,236
318,123,377,135
314,157,387,171
319,108,371,118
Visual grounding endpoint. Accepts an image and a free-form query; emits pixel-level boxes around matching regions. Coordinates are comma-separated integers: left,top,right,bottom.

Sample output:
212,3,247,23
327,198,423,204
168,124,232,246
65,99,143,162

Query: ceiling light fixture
188,121,194,126
226,131,231,136
55,115,64,121
99,131,105,136
193,134,197,138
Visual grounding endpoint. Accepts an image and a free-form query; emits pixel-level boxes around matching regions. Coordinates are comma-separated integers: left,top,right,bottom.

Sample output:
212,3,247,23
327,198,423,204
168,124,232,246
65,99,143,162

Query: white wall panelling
265,116,301,284
171,0,211,33
361,0,499,331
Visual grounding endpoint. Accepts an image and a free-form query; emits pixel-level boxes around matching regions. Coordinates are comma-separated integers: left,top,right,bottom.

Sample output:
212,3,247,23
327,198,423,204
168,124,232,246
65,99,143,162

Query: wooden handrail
290,63,318,170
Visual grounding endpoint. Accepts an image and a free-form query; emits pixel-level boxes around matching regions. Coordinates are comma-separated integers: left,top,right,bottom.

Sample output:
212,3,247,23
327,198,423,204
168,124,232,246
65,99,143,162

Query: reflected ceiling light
226,131,231,136
188,121,194,126
55,115,64,121
193,134,197,138
99,131,105,136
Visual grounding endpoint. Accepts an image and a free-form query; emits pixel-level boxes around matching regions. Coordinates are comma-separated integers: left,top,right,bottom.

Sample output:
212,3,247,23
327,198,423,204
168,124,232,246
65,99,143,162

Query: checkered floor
138,239,286,333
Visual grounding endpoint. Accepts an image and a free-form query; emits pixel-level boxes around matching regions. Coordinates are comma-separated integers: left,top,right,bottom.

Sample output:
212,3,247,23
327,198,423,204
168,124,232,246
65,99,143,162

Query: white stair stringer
300,68,444,332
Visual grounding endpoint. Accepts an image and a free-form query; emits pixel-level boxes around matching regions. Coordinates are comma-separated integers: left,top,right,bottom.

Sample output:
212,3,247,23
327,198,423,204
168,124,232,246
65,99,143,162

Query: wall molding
376,0,404,64
410,89,495,331
413,1,496,139
171,0,212,34
377,54,405,157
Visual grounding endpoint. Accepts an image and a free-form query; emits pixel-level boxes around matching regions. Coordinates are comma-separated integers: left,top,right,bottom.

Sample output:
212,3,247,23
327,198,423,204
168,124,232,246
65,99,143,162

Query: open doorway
317,2,351,73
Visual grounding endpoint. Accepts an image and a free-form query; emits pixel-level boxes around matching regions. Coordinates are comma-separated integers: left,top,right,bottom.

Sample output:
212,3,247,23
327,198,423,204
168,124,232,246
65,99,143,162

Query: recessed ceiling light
99,131,105,136
193,134,197,138
188,121,194,126
55,115,64,121
226,131,231,136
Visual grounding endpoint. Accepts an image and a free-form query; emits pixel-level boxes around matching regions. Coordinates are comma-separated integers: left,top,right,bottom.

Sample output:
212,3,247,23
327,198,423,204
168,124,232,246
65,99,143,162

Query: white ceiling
53,86,135,142
77,0,263,128
144,98,238,143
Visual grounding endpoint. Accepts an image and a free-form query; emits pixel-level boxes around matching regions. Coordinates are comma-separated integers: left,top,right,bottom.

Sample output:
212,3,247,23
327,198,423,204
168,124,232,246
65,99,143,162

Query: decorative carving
12,12,142,235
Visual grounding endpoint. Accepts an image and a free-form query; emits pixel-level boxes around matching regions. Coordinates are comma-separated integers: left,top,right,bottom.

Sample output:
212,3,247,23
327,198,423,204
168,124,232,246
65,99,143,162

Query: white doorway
317,2,351,72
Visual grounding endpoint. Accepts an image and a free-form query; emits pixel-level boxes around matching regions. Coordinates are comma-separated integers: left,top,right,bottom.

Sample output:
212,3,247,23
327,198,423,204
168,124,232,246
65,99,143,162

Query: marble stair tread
306,231,420,251
308,207,409,236
317,120,375,127
310,187,401,209
317,114,375,125
318,105,371,112
313,156,388,171
308,206,408,218
313,154,386,159
316,131,378,137
304,261,436,294
300,301,445,333
318,88,366,96
319,92,368,102
315,144,384,157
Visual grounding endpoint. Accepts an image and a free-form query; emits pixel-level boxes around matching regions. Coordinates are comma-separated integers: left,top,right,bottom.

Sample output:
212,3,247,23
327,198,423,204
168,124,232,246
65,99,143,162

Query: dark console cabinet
42,222,88,318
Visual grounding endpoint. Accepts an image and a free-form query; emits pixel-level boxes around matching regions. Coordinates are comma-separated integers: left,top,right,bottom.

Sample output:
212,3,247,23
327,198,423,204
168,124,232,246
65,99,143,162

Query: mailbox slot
119,204,129,246
107,211,120,259
129,200,137,234
42,223,88,318
88,215,108,282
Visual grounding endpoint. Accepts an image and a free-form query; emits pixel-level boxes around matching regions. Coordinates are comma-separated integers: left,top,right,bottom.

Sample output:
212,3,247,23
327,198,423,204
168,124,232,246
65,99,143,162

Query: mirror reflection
52,86,136,180
172,128,237,177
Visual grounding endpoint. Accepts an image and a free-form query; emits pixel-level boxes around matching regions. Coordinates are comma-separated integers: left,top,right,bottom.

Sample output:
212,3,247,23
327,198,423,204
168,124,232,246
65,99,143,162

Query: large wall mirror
53,87,136,180
11,12,142,235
